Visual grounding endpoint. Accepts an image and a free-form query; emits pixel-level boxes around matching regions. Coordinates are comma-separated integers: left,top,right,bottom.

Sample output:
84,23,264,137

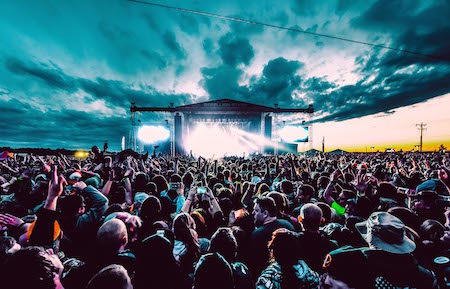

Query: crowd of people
1,145,450,289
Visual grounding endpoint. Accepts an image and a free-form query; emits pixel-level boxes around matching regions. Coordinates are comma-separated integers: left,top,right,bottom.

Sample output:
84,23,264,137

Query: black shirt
247,219,295,278
297,231,338,272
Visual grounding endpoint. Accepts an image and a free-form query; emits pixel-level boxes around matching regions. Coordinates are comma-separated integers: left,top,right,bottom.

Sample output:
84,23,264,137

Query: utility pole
416,123,427,152
322,136,325,153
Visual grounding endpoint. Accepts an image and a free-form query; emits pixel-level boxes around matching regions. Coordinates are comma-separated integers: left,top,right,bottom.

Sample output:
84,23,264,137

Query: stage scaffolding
129,99,313,155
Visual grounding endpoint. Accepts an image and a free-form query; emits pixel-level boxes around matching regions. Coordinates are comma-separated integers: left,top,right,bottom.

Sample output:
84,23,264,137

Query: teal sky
0,0,449,151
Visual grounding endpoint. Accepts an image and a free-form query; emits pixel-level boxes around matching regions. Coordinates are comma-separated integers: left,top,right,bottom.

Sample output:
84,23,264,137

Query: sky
0,0,449,152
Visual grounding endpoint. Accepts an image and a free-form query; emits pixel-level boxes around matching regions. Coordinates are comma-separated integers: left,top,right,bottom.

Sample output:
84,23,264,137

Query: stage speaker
174,113,183,155
264,115,273,154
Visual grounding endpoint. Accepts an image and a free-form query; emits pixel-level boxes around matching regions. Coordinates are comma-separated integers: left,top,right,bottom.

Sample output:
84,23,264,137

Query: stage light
138,125,170,144
185,124,258,158
279,126,309,143
74,151,89,159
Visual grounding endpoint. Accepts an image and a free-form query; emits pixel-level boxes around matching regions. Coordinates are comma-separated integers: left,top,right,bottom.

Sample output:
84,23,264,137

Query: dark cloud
218,33,255,67
200,56,304,107
162,31,186,59
0,97,128,149
351,1,449,34
200,66,243,100
5,57,76,92
5,56,193,111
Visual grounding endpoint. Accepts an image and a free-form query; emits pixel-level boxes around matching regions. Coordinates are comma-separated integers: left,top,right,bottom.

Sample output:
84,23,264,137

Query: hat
251,176,261,184
410,190,440,201
355,212,415,254
416,179,448,195
69,172,82,181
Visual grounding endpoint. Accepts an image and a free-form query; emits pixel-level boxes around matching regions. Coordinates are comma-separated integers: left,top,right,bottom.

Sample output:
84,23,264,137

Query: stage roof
131,98,313,114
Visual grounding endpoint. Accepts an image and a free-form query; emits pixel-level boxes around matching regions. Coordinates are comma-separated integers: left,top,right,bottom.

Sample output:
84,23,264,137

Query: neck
263,216,277,225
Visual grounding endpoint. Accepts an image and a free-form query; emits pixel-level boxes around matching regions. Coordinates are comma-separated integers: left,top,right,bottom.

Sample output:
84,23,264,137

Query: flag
0,151,13,160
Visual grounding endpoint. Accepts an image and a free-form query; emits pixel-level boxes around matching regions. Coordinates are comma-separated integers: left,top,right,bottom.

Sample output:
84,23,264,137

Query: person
354,211,438,288
248,196,295,278
297,204,338,272
194,252,234,289
209,227,253,289
86,264,133,289
135,234,190,289
173,212,200,275
5,246,65,289
291,184,316,218
58,179,108,258
256,228,320,289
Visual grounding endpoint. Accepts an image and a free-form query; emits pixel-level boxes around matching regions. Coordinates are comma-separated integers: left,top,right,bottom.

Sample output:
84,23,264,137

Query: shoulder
256,262,281,289
275,219,295,230
293,260,320,285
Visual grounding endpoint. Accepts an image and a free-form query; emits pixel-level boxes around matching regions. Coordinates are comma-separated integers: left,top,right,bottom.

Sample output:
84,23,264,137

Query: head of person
280,180,294,195
419,219,445,243
5,246,64,289
209,227,238,261
253,197,277,227
296,184,315,204
268,228,299,266
151,175,168,194
87,264,132,289
194,253,233,289
59,194,86,219
336,190,356,207
267,191,288,215
134,172,148,193
256,183,270,198
97,219,128,255
139,195,161,225
182,171,194,189
300,203,323,232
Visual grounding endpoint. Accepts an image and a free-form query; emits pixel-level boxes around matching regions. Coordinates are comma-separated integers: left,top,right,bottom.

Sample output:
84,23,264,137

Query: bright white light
185,124,260,158
279,126,309,143
138,125,170,144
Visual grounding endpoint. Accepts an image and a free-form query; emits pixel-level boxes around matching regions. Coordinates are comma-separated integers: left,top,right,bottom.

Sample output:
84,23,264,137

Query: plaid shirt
256,260,320,289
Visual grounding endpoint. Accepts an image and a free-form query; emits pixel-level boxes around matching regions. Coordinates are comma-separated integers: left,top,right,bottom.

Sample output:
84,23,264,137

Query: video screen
279,125,309,143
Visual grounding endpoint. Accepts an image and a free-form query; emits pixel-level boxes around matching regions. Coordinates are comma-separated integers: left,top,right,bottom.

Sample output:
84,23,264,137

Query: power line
127,0,449,62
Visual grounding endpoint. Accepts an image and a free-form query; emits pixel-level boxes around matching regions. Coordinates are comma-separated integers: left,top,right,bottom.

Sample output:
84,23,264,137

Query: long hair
268,229,299,289
173,213,200,272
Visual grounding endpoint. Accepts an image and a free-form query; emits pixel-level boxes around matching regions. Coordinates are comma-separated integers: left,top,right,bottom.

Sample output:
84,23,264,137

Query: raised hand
351,172,370,193
44,165,67,211
0,213,24,229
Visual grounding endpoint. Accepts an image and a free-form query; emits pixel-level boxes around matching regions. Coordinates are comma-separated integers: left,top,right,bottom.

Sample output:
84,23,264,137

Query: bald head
300,203,323,232
97,219,128,253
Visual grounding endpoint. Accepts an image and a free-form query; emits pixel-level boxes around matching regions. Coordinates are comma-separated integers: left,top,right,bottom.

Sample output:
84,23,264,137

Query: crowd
1,146,450,289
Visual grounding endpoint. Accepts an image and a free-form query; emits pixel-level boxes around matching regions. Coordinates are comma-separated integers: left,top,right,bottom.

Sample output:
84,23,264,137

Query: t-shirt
248,219,295,278
297,231,338,272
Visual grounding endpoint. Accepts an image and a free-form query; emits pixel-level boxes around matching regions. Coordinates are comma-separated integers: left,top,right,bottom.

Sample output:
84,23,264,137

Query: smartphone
234,208,245,219
156,229,165,237
197,187,207,195
169,182,181,190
